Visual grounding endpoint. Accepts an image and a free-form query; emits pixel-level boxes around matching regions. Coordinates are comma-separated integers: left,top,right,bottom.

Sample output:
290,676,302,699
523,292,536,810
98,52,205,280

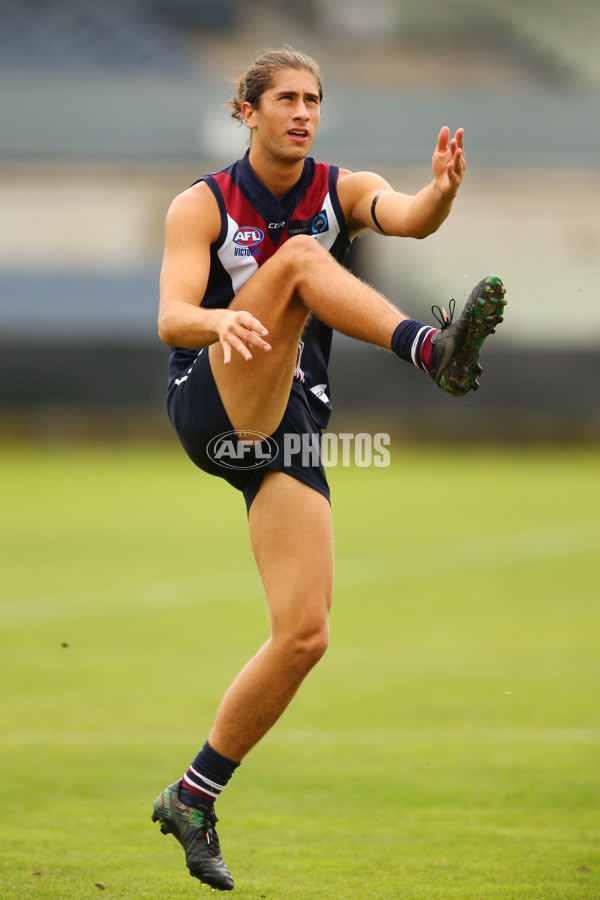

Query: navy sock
391,319,438,371
179,740,240,808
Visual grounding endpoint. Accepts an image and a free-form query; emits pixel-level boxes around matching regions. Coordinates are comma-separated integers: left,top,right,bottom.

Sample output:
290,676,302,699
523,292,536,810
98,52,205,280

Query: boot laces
195,806,221,856
431,297,455,330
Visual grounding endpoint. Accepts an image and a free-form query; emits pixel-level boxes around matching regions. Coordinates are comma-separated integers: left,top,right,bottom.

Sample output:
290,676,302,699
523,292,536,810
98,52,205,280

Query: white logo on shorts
206,430,278,470
310,383,329,404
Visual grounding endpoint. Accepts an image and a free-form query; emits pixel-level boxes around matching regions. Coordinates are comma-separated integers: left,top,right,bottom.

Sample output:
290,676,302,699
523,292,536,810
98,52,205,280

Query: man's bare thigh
209,247,310,435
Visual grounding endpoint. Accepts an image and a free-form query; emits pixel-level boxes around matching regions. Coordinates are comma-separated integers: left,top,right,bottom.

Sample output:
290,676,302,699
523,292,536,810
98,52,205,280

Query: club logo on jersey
206,430,279,470
310,212,328,234
233,226,264,257
288,210,328,237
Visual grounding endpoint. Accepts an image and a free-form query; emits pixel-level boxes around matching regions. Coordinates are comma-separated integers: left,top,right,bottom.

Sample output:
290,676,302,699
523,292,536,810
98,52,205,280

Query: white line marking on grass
0,520,597,626
3,728,600,747
0,571,261,626
265,728,600,746
335,520,600,588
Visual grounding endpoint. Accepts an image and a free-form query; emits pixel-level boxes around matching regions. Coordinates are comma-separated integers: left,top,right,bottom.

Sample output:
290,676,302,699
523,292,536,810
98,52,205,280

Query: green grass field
1,441,599,899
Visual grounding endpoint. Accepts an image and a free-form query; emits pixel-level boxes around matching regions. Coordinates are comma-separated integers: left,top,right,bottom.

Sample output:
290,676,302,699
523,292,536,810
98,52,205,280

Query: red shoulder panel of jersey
289,162,331,220
211,170,279,266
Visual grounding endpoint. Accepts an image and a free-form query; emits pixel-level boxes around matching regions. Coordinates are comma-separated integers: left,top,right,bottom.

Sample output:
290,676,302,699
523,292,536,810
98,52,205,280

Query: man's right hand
216,309,271,365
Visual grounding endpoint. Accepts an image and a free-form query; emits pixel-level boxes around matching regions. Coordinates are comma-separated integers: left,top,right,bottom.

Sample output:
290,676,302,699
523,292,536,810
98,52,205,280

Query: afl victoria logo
207,430,278,470
233,227,264,247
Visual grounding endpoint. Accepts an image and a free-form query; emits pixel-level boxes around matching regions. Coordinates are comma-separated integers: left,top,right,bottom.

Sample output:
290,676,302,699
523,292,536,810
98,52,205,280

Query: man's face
243,68,322,163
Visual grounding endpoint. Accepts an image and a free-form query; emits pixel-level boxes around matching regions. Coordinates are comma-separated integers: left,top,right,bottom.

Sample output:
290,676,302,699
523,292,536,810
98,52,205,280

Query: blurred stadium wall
1,0,599,442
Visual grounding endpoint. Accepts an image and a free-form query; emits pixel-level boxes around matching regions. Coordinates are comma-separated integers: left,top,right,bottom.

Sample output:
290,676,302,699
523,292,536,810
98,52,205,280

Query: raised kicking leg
209,235,506,437
208,235,403,436
209,234,405,436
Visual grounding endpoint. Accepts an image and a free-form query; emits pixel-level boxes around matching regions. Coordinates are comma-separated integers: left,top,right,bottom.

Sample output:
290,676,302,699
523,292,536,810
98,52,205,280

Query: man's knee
287,628,329,674
297,623,330,669
277,234,328,281
275,614,330,673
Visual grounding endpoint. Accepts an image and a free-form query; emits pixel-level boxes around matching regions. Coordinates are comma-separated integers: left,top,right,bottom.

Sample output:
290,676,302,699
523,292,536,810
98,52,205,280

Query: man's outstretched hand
432,126,466,197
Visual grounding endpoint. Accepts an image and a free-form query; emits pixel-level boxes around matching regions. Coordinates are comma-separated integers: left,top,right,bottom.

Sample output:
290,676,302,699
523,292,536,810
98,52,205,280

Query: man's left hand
432,126,466,197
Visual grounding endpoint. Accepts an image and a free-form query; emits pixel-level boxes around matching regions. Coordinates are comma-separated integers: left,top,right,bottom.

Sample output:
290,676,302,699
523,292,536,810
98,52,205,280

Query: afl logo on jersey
233,226,263,257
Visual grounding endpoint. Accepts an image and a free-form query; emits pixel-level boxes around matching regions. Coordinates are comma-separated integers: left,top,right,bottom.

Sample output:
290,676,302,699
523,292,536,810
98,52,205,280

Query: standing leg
152,472,333,891
209,471,334,761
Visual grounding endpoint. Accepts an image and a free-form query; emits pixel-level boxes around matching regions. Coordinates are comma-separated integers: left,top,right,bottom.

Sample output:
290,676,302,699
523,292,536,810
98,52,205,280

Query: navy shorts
167,348,330,512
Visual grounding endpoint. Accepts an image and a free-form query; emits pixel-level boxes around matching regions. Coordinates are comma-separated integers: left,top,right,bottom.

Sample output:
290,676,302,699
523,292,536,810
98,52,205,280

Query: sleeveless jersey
167,152,352,429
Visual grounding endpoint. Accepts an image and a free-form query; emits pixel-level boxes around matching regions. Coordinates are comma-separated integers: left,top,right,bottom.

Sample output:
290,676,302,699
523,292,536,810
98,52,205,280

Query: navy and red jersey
167,151,352,429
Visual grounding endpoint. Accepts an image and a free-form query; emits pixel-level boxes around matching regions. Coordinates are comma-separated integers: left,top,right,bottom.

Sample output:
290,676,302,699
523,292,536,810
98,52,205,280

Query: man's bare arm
339,126,466,240
158,184,270,364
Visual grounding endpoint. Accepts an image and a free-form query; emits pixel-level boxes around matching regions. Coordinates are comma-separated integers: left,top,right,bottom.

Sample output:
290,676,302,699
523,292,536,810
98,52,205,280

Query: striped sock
179,741,240,808
391,319,438,372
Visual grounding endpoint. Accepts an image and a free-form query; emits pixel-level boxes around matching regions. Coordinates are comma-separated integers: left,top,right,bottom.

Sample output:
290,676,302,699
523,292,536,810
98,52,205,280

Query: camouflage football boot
152,780,234,891
429,275,506,396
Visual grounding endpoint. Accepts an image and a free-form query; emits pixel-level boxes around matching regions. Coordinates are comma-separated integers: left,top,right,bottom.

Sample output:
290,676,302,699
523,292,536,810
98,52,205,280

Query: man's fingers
221,332,252,363
234,314,271,349
436,125,450,151
446,156,461,179
219,310,271,362
436,126,465,157
244,328,272,351
239,312,268,337
235,339,253,362
453,147,465,173
224,329,270,362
